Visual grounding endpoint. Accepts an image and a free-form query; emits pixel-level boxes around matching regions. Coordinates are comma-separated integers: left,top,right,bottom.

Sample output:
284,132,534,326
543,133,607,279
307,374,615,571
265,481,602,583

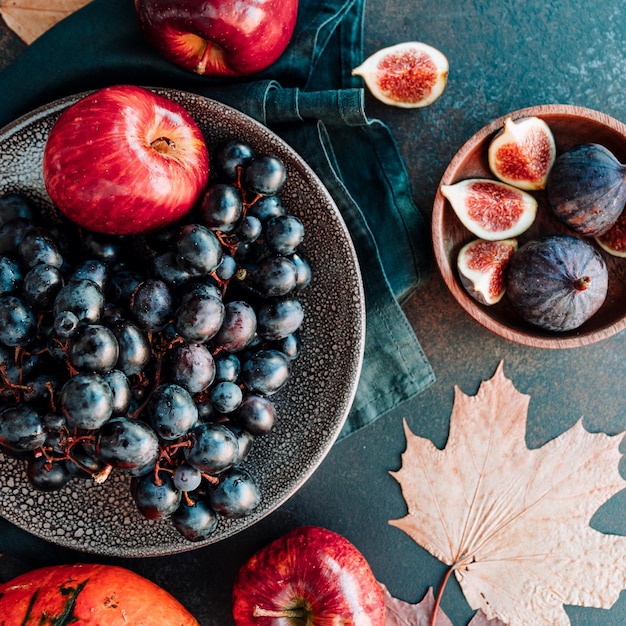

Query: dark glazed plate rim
0,88,365,556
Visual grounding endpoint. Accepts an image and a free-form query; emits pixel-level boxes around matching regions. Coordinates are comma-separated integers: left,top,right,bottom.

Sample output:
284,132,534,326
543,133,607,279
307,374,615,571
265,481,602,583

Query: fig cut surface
457,238,518,305
440,178,537,240
488,116,556,190
352,41,448,108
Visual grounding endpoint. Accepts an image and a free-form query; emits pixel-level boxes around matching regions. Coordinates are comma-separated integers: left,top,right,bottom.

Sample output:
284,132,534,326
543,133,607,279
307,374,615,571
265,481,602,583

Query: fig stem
253,606,308,618
573,276,591,291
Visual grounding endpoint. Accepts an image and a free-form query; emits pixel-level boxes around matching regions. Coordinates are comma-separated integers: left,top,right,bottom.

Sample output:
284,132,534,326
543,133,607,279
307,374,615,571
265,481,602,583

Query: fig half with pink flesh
506,234,608,332
596,209,626,257
488,116,556,190
441,178,537,240
457,238,518,305
352,42,448,108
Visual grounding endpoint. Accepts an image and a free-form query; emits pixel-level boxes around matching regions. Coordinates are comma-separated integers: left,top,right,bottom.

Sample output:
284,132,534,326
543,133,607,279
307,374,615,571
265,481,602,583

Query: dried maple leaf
381,584,504,625
389,362,626,626
0,0,91,44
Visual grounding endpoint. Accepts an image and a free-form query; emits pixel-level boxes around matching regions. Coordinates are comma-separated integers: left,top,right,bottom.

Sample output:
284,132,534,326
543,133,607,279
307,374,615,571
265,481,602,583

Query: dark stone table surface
1,2,626,625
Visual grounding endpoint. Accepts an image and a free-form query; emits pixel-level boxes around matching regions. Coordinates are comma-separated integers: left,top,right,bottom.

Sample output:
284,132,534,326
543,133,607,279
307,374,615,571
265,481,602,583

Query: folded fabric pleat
0,0,435,439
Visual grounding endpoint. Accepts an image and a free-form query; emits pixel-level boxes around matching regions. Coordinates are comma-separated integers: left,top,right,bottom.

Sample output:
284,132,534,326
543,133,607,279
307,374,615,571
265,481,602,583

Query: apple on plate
42,85,210,236
232,525,386,625
133,0,298,77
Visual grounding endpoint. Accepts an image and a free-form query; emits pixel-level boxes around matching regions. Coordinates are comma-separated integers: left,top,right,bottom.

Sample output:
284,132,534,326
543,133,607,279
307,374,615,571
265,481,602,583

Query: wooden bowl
432,104,626,349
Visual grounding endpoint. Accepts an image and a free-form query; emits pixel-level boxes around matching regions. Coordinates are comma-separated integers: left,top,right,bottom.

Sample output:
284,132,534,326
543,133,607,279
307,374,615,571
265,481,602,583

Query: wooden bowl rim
432,103,626,349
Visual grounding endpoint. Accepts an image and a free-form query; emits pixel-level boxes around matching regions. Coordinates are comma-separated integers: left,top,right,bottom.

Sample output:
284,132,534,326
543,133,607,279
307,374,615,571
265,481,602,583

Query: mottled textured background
1,1,626,624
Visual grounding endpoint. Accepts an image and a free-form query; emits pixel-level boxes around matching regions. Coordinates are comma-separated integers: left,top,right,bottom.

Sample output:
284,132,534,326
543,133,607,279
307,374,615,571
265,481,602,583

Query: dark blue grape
97,416,159,470
175,224,223,275
0,256,22,295
212,301,257,352
0,404,46,451
243,155,287,196
27,457,72,492
61,373,113,430
22,263,63,310
68,441,109,479
241,349,290,396
236,395,276,436
226,424,255,464
185,422,239,474
196,400,215,422
18,227,63,269
265,215,305,255
0,193,35,226
273,332,302,360
107,270,142,305
103,369,132,416
0,295,36,346
53,310,79,338
214,139,254,180
151,251,194,288
80,232,123,265
172,463,202,492
172,499,218,541
249,256,297,297
110,320,151,376
68,324,119,373
210,381,243,414
174,295,225,343
177,280,222,304
247,195,285,223
131,472,181,520
215,255,237,281
208,467,260,518
53,279,104,324
166,342,215,394
199,184,244,234
291,252,313,290
0,218,33,254
214,353,240,383
257,299,304,340
147,383,199,441
130,279,173,331
22,372,61,404
237,215,262,243
68,259,109,289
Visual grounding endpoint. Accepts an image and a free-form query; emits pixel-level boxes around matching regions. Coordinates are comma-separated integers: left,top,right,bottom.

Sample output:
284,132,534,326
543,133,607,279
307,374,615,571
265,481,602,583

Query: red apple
232,525,386,625
42,85,210,235
133,0,298,77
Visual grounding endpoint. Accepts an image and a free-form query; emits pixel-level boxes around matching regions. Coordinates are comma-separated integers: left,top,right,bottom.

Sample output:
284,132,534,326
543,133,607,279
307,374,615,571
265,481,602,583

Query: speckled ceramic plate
0,88,365,556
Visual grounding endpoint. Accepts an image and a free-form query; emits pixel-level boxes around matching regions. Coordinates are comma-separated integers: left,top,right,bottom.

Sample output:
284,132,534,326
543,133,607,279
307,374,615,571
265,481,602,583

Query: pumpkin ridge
22,588,39,626
50,579,88,626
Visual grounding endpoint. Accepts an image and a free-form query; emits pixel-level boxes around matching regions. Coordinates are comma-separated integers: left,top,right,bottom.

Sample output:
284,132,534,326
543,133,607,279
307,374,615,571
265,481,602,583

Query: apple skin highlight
134,0,298,77
42,85,210,235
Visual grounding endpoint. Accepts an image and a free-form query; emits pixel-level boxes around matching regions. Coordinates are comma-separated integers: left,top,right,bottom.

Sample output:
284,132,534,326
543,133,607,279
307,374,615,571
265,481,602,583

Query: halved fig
457,238,518,305
351,41,448,108
596,209,626,257
440,178,537,240
488,116,556,190
547,143,626,236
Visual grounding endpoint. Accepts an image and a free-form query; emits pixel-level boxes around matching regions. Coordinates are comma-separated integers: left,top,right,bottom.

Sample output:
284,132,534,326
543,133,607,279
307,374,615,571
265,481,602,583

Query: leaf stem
431,565,455,626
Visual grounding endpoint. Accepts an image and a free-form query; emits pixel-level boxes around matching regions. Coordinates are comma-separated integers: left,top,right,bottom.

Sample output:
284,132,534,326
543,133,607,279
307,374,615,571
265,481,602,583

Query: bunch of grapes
0,140,312,542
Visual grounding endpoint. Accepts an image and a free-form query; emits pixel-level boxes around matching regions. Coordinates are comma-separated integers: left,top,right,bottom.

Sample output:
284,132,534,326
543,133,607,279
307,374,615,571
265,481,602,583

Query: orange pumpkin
0,563,199,625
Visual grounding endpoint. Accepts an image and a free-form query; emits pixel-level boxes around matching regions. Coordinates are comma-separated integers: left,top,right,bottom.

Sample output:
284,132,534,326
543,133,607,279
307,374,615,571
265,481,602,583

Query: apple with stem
42,85,210,236
133,0,298,77
232,525,386,624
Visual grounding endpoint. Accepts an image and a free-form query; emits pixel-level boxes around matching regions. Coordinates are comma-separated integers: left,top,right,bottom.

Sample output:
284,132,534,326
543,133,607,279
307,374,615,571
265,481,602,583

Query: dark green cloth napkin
0,0,435,438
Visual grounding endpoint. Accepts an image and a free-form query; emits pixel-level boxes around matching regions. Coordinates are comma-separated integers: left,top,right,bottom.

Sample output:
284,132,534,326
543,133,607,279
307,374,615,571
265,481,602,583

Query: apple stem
197,42,213,75
253,606,308,619
151,136,175,154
